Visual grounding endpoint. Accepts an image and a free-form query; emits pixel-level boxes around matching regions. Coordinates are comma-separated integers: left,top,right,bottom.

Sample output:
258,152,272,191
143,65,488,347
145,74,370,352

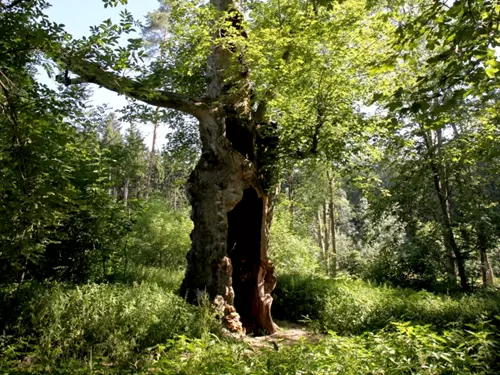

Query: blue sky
42,0,170,149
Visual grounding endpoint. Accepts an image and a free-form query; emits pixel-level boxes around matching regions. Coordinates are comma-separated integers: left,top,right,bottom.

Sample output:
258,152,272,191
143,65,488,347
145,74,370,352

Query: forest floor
1,273,500,374
244,320,321,350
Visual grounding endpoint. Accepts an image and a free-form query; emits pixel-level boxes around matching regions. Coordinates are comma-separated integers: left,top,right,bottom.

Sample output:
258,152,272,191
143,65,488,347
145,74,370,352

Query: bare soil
244,320,321,350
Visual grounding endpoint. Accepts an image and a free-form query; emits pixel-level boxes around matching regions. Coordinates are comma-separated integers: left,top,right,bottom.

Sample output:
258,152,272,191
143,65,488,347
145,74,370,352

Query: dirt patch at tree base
244,320,321,350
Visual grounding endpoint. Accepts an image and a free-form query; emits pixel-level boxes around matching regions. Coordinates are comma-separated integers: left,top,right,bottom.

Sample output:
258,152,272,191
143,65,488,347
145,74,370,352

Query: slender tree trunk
451,125,495,288
145,108,159,200
16,255,29,297
123,177,129,206
123,236,128,278
422,129,469,290
328,203,337,278
478,228,495,286
315,209,324,250
327,172,337,278
322,201,330,274
287,168,294,229
2,85,31,289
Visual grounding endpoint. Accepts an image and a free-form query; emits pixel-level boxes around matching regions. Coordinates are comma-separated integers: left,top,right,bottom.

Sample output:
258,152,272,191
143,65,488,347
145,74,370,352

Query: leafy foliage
270,209,322,275
128,199,192,269
0,278,219,366
1,0,500,373
273,273,500,334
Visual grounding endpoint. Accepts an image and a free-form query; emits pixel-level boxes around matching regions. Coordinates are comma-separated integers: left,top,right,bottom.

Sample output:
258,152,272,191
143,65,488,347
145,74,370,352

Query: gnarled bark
180,112,278,334
60,0,280,335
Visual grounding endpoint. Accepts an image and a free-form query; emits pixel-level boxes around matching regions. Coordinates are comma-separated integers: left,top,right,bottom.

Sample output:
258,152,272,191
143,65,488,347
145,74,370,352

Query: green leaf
485,66,498,78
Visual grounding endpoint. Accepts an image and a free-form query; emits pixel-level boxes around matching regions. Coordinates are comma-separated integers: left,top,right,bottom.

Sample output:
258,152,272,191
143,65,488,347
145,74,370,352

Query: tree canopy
1,0,500,371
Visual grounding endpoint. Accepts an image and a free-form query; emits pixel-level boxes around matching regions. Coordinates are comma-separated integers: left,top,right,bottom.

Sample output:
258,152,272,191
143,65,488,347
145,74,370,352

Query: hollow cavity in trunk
227,187,263,332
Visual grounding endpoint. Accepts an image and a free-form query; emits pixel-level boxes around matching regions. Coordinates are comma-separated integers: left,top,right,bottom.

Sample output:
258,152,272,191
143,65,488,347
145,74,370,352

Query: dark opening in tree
227,187,262,331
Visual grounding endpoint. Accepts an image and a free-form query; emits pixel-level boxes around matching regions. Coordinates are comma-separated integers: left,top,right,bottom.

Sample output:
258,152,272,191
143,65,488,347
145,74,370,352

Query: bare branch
59,56,211,121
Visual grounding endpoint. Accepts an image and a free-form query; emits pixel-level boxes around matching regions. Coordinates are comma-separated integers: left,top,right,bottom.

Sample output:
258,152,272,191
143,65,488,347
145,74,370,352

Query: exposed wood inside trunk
61,0,280,334
179,112,278,334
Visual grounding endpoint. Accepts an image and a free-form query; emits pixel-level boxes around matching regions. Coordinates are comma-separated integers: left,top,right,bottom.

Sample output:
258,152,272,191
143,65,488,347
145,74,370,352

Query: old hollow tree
55,0,385,333
61,0,282,334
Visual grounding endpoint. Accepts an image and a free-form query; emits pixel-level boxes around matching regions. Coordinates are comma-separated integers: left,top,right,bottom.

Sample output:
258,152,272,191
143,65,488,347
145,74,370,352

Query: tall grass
9,320,496,374
0,279,219,367
2,269,499,374
273,273,500,334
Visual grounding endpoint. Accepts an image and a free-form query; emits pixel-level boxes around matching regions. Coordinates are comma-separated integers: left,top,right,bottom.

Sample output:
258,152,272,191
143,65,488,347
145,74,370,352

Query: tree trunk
123,177,129,206
180,110,279,334
478,228,495,286
315,209,324,251
322,201,330,274
422,129,470,290
63,0,280,334
178,0,280,334
327,173,337,278
145,109,159,201
287,168,294,229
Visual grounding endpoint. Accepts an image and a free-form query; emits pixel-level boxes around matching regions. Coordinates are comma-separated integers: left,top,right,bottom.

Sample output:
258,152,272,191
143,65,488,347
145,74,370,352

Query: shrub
2,277,499,374
0,281,219,364
128,199,193,269
36,320,497,375
272,273,331,322
3,320,498,374
273,273,500,334
270,212,322,275
363,221,450,291
119,265,184,292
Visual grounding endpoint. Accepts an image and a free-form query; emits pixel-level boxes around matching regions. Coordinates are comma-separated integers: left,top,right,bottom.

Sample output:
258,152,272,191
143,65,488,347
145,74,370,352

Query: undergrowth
1,270,499,374
273,273,500,334
0,278,219,368
2,321,498,374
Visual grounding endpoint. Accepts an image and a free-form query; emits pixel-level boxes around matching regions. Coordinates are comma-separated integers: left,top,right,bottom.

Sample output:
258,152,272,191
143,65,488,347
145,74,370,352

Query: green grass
273,273,500,334
3,322,498,374
1,269,499,374
118,265,185,291
0,272,219,368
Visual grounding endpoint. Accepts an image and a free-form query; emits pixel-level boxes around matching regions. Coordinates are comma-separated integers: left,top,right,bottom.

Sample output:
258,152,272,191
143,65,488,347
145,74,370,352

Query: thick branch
60,57,211,121
294,115,325,159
